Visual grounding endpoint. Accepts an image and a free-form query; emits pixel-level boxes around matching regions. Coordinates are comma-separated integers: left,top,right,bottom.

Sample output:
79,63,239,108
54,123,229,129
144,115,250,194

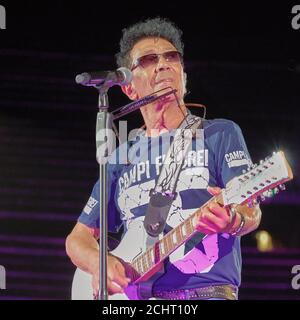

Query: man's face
126,37,186,102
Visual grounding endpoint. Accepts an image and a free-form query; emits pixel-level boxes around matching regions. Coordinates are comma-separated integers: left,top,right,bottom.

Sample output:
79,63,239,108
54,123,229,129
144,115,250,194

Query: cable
185,103,207,119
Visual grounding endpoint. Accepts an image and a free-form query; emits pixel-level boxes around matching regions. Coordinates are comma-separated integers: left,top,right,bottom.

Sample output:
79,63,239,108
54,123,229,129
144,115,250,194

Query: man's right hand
92,254,131,297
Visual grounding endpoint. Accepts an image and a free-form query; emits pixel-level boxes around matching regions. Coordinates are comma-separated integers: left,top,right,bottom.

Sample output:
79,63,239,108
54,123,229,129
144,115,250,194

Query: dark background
0,0,300,300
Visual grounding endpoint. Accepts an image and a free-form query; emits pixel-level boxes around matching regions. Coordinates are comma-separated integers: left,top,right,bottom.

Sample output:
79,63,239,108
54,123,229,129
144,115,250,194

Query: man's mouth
155,78,173,85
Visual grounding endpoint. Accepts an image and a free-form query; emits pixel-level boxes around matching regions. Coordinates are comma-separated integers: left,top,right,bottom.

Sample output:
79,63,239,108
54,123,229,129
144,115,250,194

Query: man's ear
182,72,187,96
121,83,139,101
183,72,187,84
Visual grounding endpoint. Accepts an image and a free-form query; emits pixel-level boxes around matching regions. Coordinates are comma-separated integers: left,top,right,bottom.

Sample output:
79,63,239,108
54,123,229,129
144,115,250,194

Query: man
66,17,261,300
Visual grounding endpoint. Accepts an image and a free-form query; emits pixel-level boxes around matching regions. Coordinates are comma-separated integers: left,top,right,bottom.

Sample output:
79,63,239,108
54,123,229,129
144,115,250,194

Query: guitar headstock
222,151,293,207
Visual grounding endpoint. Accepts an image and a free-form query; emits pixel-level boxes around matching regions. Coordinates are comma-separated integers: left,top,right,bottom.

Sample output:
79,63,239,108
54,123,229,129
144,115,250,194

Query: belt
152,284,238,300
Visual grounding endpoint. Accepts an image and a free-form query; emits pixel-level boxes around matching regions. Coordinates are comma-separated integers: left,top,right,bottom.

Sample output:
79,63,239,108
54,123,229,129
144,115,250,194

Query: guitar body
72,217,163,300
72,268,141,300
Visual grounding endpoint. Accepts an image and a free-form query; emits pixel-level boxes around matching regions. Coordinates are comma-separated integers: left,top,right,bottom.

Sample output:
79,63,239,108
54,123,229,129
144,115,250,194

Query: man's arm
66,222,99,276
65,222,130,296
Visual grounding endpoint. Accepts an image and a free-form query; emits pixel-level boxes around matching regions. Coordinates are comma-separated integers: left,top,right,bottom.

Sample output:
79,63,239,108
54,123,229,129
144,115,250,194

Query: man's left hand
195,186,232,234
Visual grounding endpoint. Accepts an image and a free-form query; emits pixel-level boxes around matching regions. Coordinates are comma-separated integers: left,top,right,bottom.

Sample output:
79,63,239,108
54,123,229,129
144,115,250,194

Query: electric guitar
71,151,293,300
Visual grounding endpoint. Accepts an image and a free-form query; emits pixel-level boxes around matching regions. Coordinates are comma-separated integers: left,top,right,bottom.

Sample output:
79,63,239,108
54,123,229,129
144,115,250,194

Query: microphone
75,67,132,86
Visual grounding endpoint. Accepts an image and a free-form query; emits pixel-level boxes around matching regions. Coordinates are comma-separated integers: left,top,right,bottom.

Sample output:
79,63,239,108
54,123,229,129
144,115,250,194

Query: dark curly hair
115,17,184,68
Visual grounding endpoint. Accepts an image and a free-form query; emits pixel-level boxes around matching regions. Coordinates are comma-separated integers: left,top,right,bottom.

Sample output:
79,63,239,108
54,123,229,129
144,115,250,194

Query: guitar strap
143,113,203,237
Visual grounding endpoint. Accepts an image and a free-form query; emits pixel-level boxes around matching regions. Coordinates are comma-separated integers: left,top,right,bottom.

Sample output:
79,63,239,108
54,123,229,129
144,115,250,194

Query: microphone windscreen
117,67,133,85
75,73,91,85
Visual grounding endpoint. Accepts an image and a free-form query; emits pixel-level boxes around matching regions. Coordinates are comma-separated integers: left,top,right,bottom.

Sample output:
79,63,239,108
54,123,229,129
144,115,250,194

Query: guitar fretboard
130,195,222,281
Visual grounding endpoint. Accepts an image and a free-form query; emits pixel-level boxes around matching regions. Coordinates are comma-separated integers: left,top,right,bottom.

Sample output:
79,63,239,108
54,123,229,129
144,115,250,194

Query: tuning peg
273,187,279,195
247,199,259,208
242,169,247,174
263,190,273,198
279,184,286,191
259,195,266,202
259,160,264,165
268,190,274,197
247,201,254,208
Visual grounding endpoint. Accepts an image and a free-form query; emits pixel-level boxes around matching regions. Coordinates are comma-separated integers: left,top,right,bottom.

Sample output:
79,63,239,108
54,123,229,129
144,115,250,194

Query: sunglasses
131,51,182,71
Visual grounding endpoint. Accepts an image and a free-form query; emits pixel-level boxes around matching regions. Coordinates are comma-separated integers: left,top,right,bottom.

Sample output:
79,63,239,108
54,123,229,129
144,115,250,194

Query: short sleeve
216,121,252,187
78,165,123,232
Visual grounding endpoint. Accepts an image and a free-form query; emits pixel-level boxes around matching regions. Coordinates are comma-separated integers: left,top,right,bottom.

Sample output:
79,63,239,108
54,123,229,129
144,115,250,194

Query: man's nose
155,55,170,71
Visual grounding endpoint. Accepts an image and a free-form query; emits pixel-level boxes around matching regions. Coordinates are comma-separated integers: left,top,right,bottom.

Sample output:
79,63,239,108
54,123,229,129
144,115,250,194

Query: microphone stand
95,81,116,300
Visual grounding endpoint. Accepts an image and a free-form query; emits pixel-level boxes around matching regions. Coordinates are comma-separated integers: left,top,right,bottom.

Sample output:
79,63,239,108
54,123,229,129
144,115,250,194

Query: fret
182,221,188,237
164,235,169,253
181,223,187,237
144,251,149,272
141,255,147,272
154,242,160,263
136,257,143,274
191,214,196,231
182,222,187,238
146,248,154,268
176,226,183,244
145,253,151,271
130,260,140,281
150,248,155,264
185,217,194,235
159,242,163,261
170,233,175,250
160,240,165,256
172,231,177,247
131,260,138,273
163,236,170,254
172,230,177,245
166,233,173,253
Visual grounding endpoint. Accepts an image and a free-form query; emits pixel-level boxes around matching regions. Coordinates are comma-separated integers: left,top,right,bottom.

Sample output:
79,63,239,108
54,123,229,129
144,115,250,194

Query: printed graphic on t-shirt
225,150,251,168
83,197,98,215
117,151,210,265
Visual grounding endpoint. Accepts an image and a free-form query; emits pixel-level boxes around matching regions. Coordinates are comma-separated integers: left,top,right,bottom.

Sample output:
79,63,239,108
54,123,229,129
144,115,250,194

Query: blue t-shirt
78,118,252,291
